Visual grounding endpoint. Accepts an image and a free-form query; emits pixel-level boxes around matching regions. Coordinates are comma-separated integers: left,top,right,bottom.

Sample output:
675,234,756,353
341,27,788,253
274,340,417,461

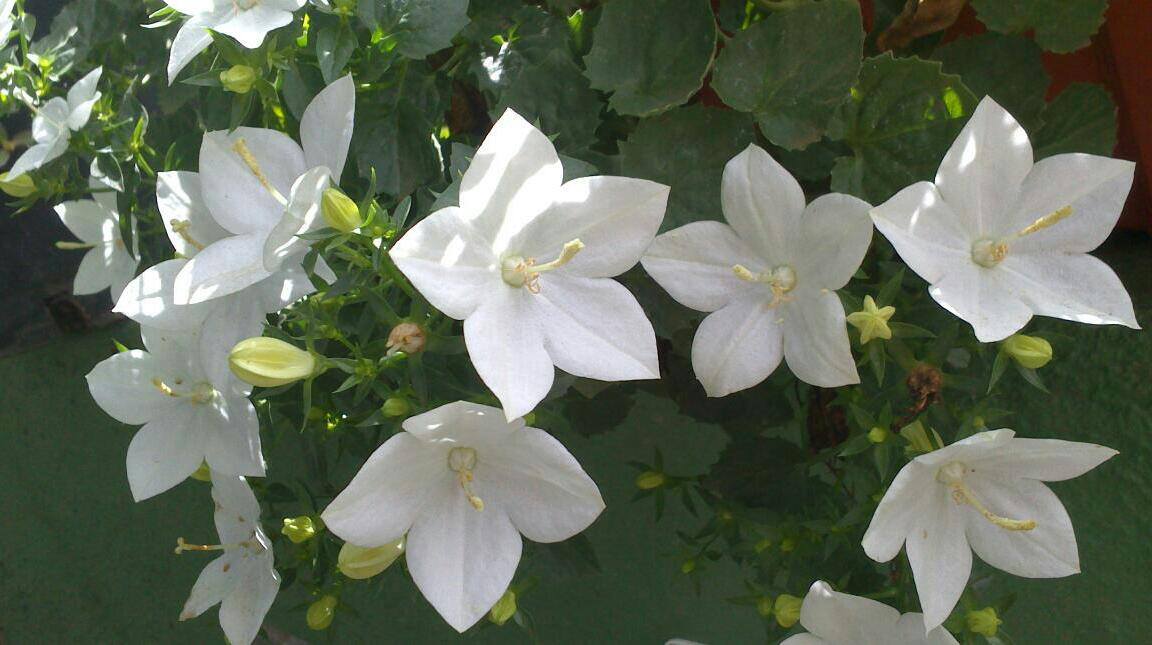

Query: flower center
936,461,1036,531
447,446,485,511
234,0,261,10
232,138,288,206
970,205,1074,269
732,263,797,306
169,219,205,252
152,377,217,404
500,238,585,294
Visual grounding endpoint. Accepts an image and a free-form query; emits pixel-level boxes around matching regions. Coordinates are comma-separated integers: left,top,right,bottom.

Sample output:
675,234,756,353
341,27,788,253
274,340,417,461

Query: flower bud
1002,334,1053,369
488,589,517,626
867,426,889,444
306,595,338,631
635,470,666,490
754,538,772,553
338,538,405,580
756,596,773,618
281,516,318,544
219,65,257,94
845,295,895,344
779,537,796,553
381,396,411,418
0,171,36,197
680,559,696,574
965,607,1002,637
386,322,426,356
322,187,362,233
229,337,318,388
773,594,802,628
189,461,211,482
900,420,942,455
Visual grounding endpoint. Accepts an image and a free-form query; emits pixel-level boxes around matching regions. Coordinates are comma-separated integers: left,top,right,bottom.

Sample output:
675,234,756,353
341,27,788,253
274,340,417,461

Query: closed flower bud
488,589,517,626
322,187,362,233
780,537,796,553
867,426,889,444
381,396,411,418
966,607,1002,637
281,516,318,544
386,322,426,356
756,596,773,618
680,559,696,574
306,595,338,631
635,470,666,490
337,538,405,580
229,337,318,387
0,171,36,197
845,295,895,344
773,594,802,628
219,65,257,94
1002,334,1053,369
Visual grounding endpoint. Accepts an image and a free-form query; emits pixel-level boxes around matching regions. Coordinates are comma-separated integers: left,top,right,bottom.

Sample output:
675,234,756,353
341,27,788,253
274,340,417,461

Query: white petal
534,273,659,382
85,350,181,424
870,182,971,285
779,636,824,645
5,137,68,179
798,580,902,643
1010,154,1135,255
976,437,1118,482
179,554,241,621
203,394,265,477
106,244,140,302
301,75,355,182
66,67,103,130
389,206,500,320
197,295,267,388
213,5,294,48
962,476,1080,578
781,291,859,388
459,109,562,248
927,263,1034,343
998,252,1139,329
167,17,213,84
720,144,805,260
906,485,971,631
793,193,873,290
115,260,210,330
166,0,217,16
199,128,306,235
218,556,280,645
262,166,330,270
126,407,208,501
484,426,605,543
402,400,524,445
918,430,1017,468
935,96,1033,239
512,176,669,278
55,199,114,243
691,293,783,397
252,262,317,311
406,484,522,633
72,247,114,295
863,462,933,563
322,432,448,546
158,171,229,256
210,471,265,544
895,614,961,645
641,221,761,313
174,235,272,305
464,287,554,420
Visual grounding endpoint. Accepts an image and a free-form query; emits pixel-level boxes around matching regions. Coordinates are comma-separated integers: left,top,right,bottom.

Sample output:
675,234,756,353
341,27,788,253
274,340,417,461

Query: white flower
85,326,265,501
0,0,18,46
54,175,138,301
177,470,280,645
641,144,872,396
870,96,1139,343
321,401,605,632
172,75,353,307
862,429,1116,631
8,67,102,179
780,581,958,644
165,0,306,83
389,110,668,420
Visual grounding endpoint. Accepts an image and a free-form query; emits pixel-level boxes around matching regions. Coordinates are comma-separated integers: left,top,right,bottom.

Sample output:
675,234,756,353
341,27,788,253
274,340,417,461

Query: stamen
174,537,227,554
937,462,1036,532
971,239,1008,268
447,447,484,512
732,264,796,307
533,239,585,273
232,139,287,205
500,239,584,293
55,241,96,250
153,377,178,397
169,219,205,251
1016,205,1073,238
151,377,216,403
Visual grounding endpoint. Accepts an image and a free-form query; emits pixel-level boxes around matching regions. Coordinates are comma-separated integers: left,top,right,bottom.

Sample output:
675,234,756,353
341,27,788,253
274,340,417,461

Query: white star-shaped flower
177,470,280,645
0,0,18,46
165,0,306,83
85,326,265,501
862,429,1116,631
8,66,102,179
781,581,958,644
870,96,1139,342
641,144,872,396
389,110,668,420
321,401,605,632
54,175,138,301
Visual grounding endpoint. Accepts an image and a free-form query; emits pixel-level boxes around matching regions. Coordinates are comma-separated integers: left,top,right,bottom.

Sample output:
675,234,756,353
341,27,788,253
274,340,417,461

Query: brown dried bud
906,363,943,410
387,322,426,355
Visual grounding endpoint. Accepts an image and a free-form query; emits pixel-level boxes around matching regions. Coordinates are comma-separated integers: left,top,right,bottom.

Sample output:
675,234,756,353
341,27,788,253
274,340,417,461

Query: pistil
152,377,216,404
501,238,584,293
55,241,95,250
232,138,288,206
447,447,485,511
732,264,797,306
174,536,259,554
169,219,205,251
971,205,1074,269
937,462,1036,531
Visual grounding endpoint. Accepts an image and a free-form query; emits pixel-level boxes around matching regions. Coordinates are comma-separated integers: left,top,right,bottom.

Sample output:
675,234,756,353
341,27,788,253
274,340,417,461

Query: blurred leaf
1034,83,1118,159
316,22,356,83
362,0,470,59
934,32,1049,130
971,0,1108,53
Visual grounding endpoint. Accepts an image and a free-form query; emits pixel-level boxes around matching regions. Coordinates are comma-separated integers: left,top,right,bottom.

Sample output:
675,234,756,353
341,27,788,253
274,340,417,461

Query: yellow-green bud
488,589,517,626
635,470,666,490
523,412,537,426
229,337,318,388
900,420,941,455
381,397,411,418
754,538,772,553
1002,334,1053,369
680,559,696,574
780,537,796,553
773,594,802,628
386,322,426,356
756,596,773,618
281,516,318,544
306,595,338,631
322,187,362,233
0,171,36,197
867,426,889,444
337,538,405,580
966,607,1002,637
220,65,257,94
845,295,895,344
189,461,211,482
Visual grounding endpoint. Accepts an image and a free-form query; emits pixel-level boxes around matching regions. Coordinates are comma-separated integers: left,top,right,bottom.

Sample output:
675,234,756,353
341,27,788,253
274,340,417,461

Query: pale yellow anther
448,447,485,511
501,239,584,294
232,138,287,205
937,462,1036,531
732,264,797,306
1017,205,1073,237
152,377,216,404
170,219,205,251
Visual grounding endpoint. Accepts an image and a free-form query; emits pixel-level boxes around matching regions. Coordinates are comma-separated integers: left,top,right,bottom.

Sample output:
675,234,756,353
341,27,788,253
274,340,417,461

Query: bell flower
862,429,1117,631
85,326,265,501
641,144,873,396
165,0,306,83
780,581,958,644
8,67,102,179
337,538,405,580
322,401,605,632
389,110,668,420
870,96,1139,343
53,175,138,301
177,471,280,645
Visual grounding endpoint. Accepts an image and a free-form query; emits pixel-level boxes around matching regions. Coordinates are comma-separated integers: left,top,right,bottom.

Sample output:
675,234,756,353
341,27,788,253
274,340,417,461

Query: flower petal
203,393,265,477
55,199,113,244
798,580,902,643
464,287,554,420
976,437,1118,482
199,128,306,235
6,137,69,179
927,263,1034,343
863,462,933,563
126,406,208,501
906,485,971,631
213,4,294,48
174,234,272,305
167,17,213,84
300,75,355,182
210,471,265,544
870,182,971,285
793,193,873,290
641,221,761,313
963,476,1080,578
218,555,280,645
197,295,267,388
66,67,103,130
691,293,783,397
895,614,961,645
106,244,140,302
402,400,524,446
998,252,1139,329
115,260,210,330
86,350,181,425
72,247,114,295
720,144,805,260
158,171,229,256
262,166,330,270
781,291,859,387
179,554,240,621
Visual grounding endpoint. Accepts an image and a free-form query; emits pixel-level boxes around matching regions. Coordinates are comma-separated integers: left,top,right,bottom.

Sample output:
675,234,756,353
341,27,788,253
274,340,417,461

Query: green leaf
1034,83,1118,159
827,54,976,204
987,349,1009,394
711,0,863,150
934,32,1049,130
316,22,356,83
492,48,604,154
583,0,716,117
970,0,1108,53
363,0,470,59
620,106,754,230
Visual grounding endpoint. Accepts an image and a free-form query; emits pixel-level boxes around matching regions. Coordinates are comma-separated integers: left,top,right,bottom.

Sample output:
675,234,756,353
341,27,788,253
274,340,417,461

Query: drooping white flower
54,175,138,301
85,326,265,501
177,470,280,645
870,96,1139,343
8,67,102,179
780,581,958,645
322,401,605,632
172,75,353,307
862,429,1116,631
389,110,668,420
165,0,306,83
641,144,872,396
